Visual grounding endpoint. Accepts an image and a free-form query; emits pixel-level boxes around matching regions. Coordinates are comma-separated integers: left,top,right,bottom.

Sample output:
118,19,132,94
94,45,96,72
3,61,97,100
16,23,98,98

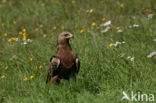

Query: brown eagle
46,32,80,84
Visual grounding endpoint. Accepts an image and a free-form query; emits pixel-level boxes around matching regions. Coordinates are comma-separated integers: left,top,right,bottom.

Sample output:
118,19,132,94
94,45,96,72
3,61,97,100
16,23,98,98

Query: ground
0,0,156,103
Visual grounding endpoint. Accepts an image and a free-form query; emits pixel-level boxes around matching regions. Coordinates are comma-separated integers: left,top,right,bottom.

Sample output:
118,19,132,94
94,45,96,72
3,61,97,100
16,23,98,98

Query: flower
30,57,33,62
89,9,94,13
129,24,139,28
3,33,7,36
109,43,114,47
8,39,12,42
145,8,150,13
120,3,124,8
147,51,156,58
101,1,104,4
22,28,26,33
92,22,96,26
80,29,85,33
5,66,8,70
43,34,47,38
61,26,65,30
116,26,120,30
24,77,28,81
2,0,7,3
72,0,75,3
13,20,16,24
102,17,106,21
1,75,5,79
52,26,56,30
39,65,43,69
100,20,111,27
101,26,111,33
19,32,22,35
1,23,5,27
30,75,34,79
22,33,26,41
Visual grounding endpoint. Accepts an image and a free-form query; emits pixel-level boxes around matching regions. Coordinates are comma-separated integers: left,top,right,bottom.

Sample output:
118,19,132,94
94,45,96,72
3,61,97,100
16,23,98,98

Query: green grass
0,0,156,103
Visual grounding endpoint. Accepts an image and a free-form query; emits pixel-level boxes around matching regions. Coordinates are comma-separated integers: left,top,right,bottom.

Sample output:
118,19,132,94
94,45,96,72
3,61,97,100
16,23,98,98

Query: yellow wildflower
18,32,22,35
1,23,4,27
11,37,16,41
52,26,56,30
35,28,39,31
72,0,75,3
101,1,104,4
92,22,96,26
145,9,150,13
2,0,7,3
116,26,120,30
61,26,65,30
96,26,100,30
13,20,16,24
39,65,43,69
109,43,114,47
89,9,94,13
5,66,8,70
80,29,84,33
102,17,106,21
24,77,28,81
3,33,7,36
22,33,26,41
22,28,26,33
30,57,33,62
120,3,124,8
1,75,5,79
8,39,12,42
30,75,34,79
43,34,47,38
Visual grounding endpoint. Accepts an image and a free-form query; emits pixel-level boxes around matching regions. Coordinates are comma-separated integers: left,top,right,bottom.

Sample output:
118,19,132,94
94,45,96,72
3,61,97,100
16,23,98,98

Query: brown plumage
46,32,80,84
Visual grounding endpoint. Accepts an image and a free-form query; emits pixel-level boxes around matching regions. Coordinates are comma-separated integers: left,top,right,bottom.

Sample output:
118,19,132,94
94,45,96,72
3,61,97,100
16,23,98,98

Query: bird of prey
46,32,80,84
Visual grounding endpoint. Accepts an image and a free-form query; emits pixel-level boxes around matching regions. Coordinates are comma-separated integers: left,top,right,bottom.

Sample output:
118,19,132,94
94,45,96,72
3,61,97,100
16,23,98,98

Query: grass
0,0,156,102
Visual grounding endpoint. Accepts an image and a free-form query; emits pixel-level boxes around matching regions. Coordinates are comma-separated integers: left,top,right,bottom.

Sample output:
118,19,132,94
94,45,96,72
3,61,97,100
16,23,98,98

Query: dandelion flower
101,1,104,4
92,22,96,26
89,9,94,13
2,0,7,3
1,23,5,27
22,28,26,33
72,0,75,4
43,34,47,38
109,43,114,47
3,33,7,36
120,3,124,8
116,26,120,30
145,8,150,13
30,75,34,79
19,32,22,35
52,26,56,30
1,75,5,79
5,66,8,70
39,65,43,69
24,77,28,81
30,57,33,62
8,39,12,42
13,20,16,24
61,26,65,30
102,17,106,21
11,37,16,41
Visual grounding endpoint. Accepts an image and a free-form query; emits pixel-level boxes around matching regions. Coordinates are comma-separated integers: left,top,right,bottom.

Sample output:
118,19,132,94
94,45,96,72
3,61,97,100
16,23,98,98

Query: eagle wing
75,58,80,74
46,56,60,84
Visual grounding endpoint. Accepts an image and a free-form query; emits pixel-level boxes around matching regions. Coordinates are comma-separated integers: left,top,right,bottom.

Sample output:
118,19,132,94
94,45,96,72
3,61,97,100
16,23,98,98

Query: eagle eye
64,34,69,36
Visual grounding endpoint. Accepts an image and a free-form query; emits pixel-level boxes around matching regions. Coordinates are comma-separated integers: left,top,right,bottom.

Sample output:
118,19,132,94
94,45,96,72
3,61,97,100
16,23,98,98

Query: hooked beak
66,33,74,39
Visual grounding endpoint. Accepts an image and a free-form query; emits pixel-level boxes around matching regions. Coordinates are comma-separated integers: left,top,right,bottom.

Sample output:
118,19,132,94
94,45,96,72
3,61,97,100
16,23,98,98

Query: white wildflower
118,53,125,58
100,20,111,27
101,26,111,33
130,57,135,61
23,41,27,45
153,39,156,42
27,39,32,42
129,24,139,28
148,14,154,19
117,29,123,32
147,51,156,58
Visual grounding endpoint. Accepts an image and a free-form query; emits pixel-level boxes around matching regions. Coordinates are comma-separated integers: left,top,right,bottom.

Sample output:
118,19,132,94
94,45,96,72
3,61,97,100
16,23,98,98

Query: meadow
0,0,156,103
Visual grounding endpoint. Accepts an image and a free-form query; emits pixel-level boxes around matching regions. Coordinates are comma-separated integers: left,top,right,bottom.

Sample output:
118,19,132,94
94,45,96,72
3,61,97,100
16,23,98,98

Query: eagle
46,32,80,84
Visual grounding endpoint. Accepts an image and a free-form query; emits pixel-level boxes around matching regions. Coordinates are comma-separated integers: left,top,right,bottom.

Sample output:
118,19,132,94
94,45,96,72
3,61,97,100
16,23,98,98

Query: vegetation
0,0,156,102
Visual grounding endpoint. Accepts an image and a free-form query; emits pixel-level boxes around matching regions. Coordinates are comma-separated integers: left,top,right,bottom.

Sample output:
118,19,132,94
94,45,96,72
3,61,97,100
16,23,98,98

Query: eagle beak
66,33,74,39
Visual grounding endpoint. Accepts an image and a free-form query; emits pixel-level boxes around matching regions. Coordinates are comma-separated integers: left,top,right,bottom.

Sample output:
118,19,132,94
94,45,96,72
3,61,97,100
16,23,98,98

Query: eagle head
57,32,74,44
